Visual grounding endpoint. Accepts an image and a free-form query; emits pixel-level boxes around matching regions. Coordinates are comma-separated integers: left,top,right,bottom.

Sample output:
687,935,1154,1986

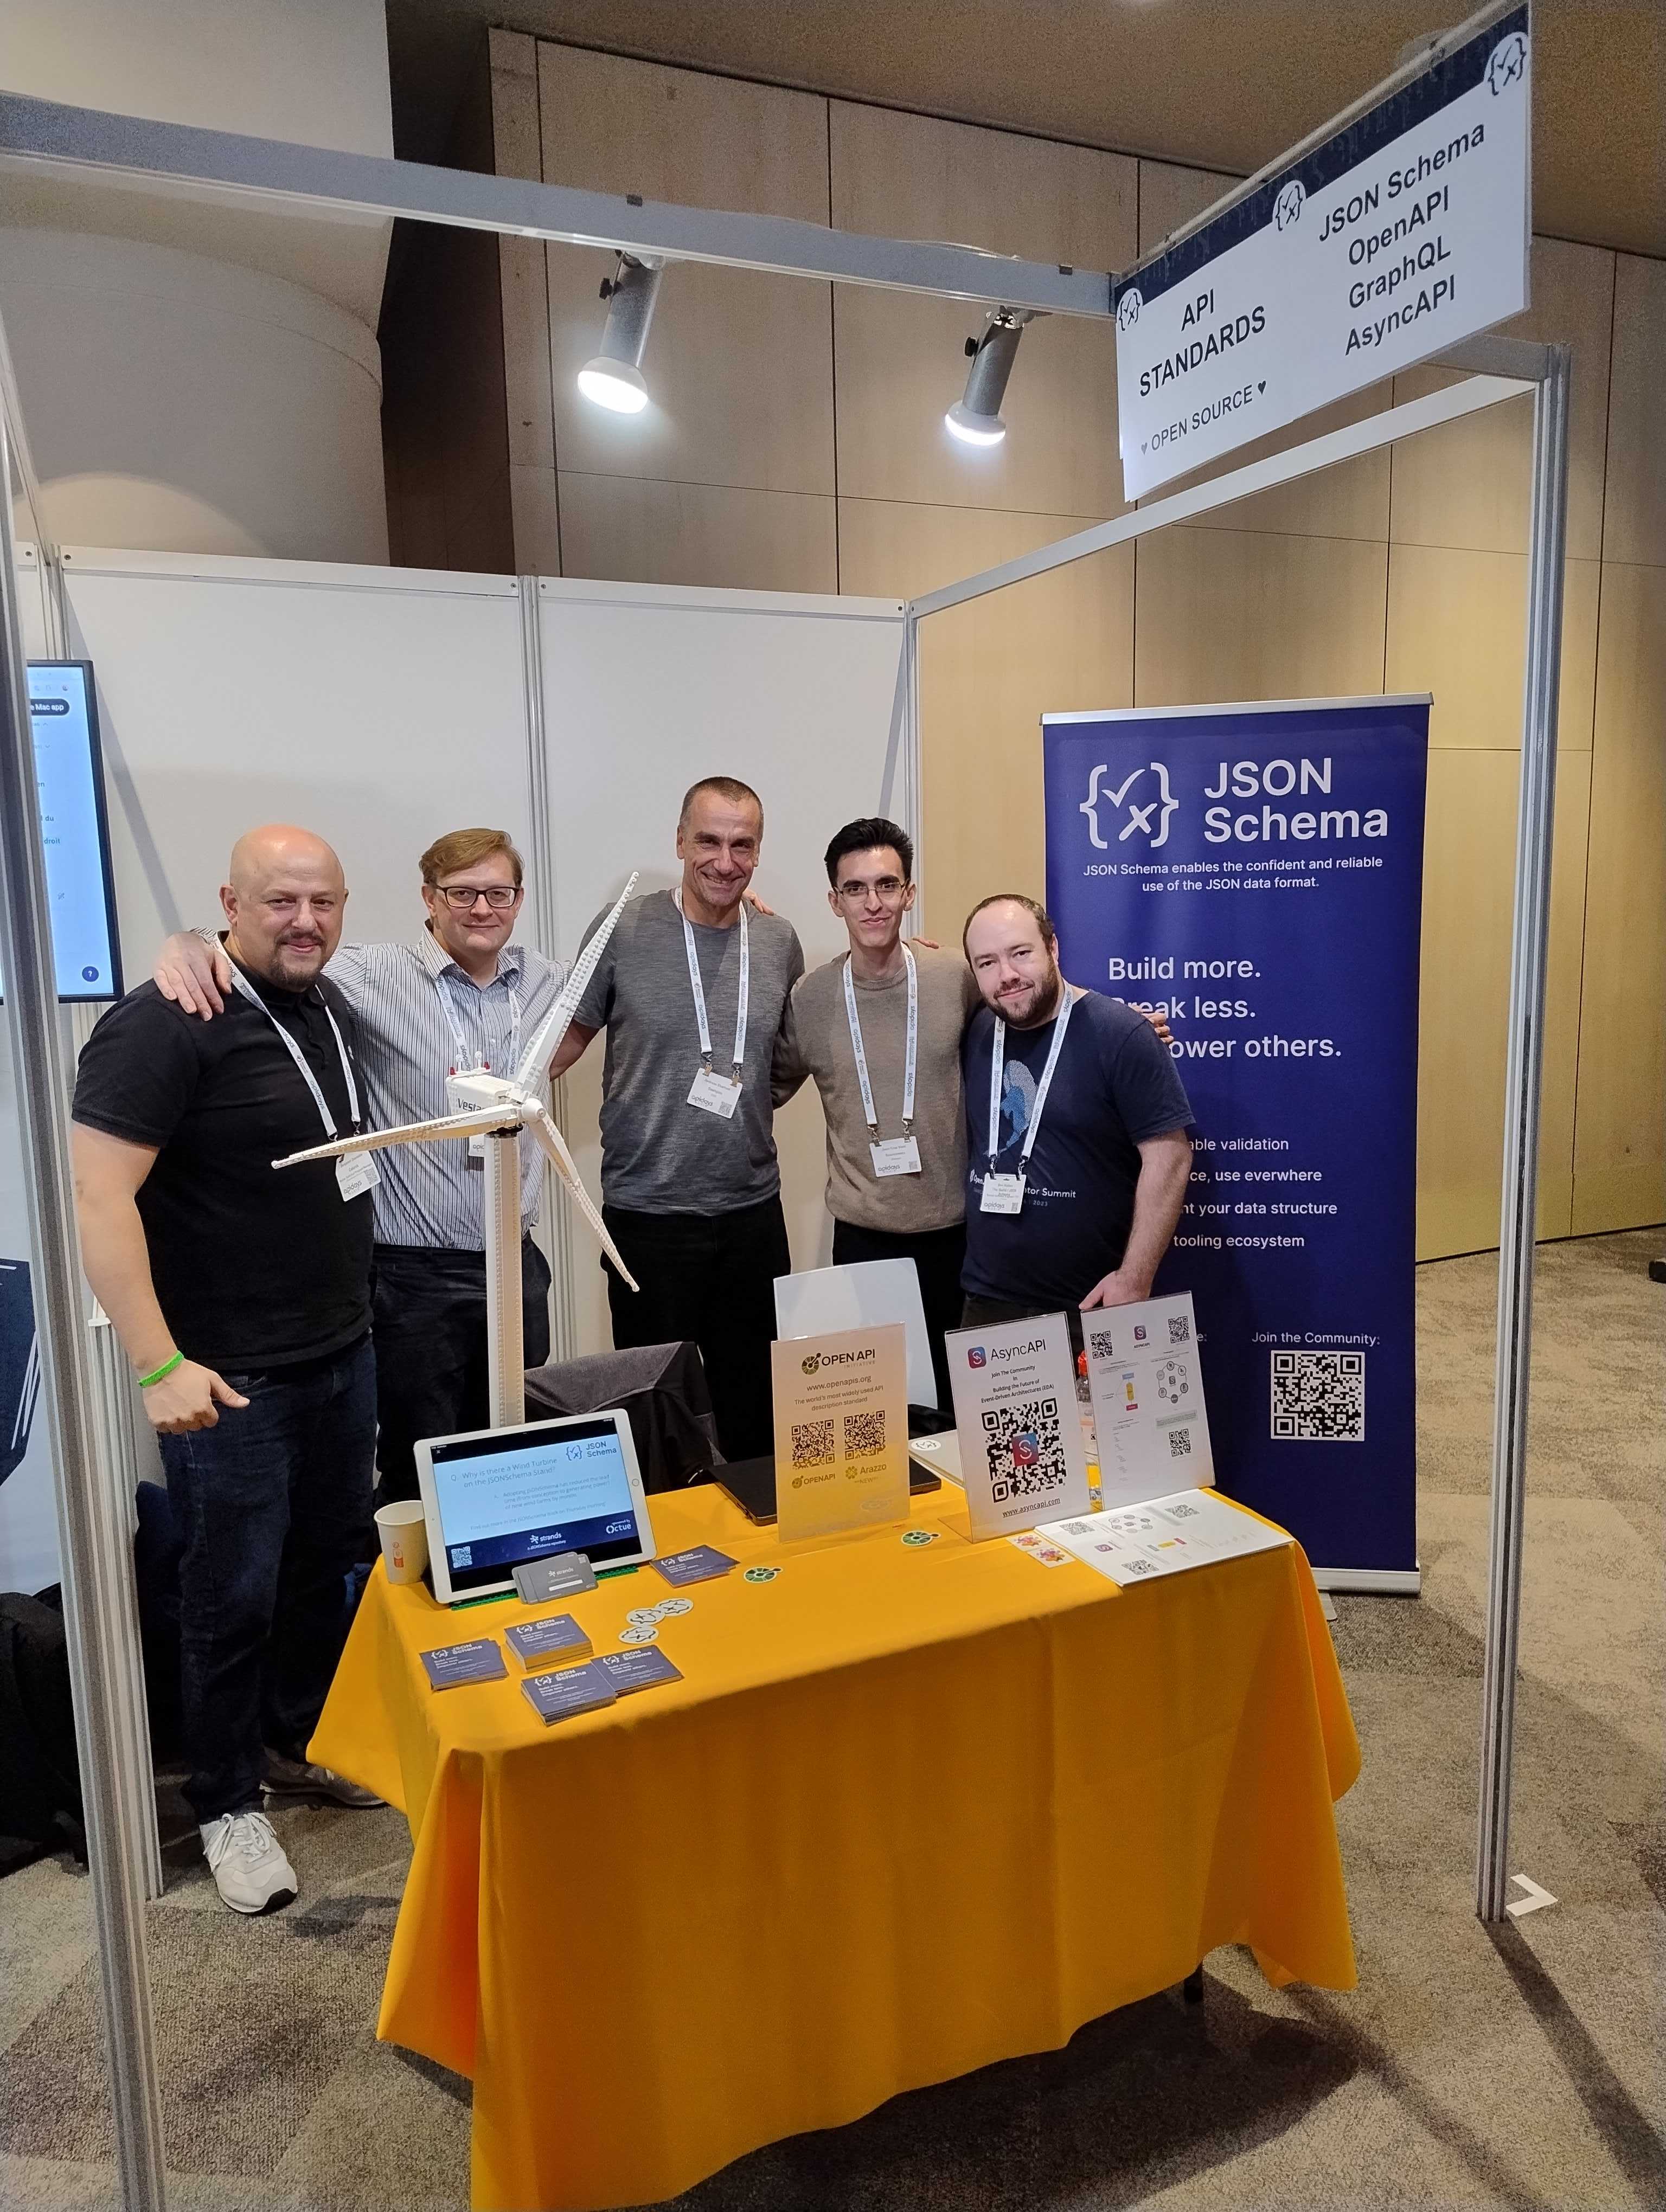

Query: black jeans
371,1239,552,1505
960,1291,1088,1365
159,1333,376,1824
831,1217,967,1414
602,1195,790,1462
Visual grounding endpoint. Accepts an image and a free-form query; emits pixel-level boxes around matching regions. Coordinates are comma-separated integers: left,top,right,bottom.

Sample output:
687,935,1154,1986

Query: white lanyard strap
428,964,521,1076
675,890,748,1076
988,988,1075,1169
226,959,360,1137
843,944,917,1137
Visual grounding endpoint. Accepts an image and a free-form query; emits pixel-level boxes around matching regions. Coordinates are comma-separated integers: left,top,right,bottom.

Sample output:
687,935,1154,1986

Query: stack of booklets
521,1647,683,1725
1036,1488,1290,1588
503,1613,593,1673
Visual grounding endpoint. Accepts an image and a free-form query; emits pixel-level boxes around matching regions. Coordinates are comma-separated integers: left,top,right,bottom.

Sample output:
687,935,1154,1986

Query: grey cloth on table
523,1340,722,1494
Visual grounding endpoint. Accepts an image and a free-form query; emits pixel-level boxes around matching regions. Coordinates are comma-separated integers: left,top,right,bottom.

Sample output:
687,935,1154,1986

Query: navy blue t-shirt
960,989,1193,1308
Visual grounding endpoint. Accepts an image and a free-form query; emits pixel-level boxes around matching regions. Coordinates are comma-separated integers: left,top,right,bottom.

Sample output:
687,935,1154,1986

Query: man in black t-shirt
959,895,1194,1349
73,824,381,1917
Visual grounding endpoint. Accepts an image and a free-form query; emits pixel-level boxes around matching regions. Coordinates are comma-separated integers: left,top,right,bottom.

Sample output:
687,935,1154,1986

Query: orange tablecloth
312,1482,1358,2210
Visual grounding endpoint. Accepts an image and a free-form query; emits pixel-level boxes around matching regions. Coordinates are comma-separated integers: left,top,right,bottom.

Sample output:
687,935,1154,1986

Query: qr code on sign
843,1410,886,1458
1271,1351,1365,1441
1088,1330,1117,1362
1168,1314,1191,1344
790,1419,835,1468
1168,1426,1192,1459
982,1396,1066,1502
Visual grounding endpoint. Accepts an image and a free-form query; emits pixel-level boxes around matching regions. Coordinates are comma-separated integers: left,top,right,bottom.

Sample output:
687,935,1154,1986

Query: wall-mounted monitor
0,663,123,1004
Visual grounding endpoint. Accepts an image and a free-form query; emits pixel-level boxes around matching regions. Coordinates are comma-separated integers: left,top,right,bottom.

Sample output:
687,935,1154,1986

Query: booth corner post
1476,341,1573,1926
0,429,170,2201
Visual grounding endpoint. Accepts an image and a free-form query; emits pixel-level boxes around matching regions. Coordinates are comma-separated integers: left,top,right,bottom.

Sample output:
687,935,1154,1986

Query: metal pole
1476,344,1572,1922
484,1129,526,1427
0,439,169,2198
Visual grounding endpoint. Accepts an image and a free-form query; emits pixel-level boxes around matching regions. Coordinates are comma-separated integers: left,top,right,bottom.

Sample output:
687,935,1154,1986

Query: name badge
468,1133,488,1159
336,1151,381,1203
980,1171,1025,1215
870,1135,922,1178
687,1065,742,1119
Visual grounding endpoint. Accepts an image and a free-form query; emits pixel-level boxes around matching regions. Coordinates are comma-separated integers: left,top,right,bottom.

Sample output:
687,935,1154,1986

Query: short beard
1000,964,1063,1030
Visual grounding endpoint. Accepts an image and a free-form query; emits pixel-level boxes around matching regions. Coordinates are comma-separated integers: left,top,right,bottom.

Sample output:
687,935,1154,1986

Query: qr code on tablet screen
1271,1351,1364,1442
983,1396,1066,1501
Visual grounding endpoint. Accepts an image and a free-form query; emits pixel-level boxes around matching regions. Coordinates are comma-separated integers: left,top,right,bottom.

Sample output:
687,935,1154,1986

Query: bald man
73,825,380,1917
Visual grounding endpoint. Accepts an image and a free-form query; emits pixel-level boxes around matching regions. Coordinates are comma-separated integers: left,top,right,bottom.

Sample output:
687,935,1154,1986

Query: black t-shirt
72,963,374,1372
960,989,1194,1308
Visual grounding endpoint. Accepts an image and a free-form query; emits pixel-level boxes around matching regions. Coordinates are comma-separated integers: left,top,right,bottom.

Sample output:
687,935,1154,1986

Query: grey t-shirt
574,890,805,1217
775,944,981,1236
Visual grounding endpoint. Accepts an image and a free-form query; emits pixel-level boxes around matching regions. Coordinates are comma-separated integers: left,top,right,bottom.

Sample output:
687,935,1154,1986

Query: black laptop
717,1451,941,1527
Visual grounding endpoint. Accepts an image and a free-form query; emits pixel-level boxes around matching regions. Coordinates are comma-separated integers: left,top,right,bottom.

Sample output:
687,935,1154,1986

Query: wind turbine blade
514,869,640,1090
529,1110,639,1292
273,1107,513,1169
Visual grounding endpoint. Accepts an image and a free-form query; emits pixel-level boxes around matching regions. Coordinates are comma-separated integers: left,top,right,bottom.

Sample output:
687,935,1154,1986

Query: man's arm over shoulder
771,970,811,1108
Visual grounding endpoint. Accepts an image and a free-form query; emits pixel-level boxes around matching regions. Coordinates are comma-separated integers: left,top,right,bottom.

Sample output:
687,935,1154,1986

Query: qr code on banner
982,1396,1066,1502
1271,1351,1366,1441
790,1419,835,1469
1168,1313,1191,1345
1088,1330,1117,1362
843,1410,886,1459
1167,1426,1193,1460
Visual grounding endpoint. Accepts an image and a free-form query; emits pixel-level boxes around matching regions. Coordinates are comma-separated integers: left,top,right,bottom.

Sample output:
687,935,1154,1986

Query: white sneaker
200,1809,298,1915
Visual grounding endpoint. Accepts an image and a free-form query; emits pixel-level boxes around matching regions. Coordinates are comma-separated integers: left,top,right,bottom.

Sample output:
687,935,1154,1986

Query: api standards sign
1112,4,1530,499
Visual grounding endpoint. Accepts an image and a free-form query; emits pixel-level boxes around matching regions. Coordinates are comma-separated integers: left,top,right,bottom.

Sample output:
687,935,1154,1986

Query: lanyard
428,965,521,1077
988,988,1075,1169
225,959,360,1137
843,944,917,1137
675,889,748,1077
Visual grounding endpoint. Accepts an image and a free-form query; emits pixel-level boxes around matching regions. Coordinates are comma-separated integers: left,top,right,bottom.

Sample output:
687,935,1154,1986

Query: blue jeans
159,1334,376,1824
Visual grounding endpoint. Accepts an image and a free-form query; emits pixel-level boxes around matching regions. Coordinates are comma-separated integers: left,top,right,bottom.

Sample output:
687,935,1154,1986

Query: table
311,1481,1359,2211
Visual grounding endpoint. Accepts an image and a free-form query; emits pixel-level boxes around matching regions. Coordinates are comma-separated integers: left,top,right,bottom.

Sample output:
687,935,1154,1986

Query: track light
945,309,1032,447
578,254,663,414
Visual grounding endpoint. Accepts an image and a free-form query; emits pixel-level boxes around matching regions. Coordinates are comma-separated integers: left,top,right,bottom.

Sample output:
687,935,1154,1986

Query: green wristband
138,1352,184,1390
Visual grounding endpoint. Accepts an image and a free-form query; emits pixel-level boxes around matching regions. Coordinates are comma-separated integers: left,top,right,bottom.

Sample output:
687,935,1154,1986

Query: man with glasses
152,827,567,1501
773,818,979,1411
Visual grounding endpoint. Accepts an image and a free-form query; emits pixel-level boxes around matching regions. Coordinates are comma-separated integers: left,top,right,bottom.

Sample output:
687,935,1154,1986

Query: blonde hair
420,827,524,886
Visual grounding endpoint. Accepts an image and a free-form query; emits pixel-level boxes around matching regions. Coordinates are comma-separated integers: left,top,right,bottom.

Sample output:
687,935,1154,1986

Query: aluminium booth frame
0,44,1566,2207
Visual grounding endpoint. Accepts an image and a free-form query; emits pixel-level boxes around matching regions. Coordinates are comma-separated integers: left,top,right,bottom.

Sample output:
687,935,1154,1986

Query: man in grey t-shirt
552,777,804,1461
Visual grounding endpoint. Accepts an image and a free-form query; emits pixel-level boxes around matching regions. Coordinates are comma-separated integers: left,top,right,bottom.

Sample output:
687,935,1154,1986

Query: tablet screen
427,1416,645,1594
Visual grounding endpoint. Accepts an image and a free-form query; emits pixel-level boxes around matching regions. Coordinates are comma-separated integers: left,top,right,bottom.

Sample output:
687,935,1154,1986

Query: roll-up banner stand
1043,698,1429,1588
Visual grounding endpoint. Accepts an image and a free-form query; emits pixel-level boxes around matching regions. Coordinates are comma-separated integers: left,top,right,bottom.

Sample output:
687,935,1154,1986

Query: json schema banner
1043,697,1430,1582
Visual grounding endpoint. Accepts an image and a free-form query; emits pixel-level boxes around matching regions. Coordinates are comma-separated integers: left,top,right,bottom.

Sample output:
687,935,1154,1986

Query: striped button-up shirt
325,930,569,1250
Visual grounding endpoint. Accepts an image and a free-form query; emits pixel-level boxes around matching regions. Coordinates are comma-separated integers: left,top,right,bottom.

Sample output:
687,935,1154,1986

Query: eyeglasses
433,884,521,910
835,878,908,903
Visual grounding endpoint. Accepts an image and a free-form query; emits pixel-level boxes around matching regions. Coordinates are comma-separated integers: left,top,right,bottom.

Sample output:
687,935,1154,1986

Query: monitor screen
427,1415,645,1594
2,663,122,1004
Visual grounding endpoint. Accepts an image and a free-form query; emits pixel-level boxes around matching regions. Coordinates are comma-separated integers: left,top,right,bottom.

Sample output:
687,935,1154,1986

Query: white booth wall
0,545,907,1589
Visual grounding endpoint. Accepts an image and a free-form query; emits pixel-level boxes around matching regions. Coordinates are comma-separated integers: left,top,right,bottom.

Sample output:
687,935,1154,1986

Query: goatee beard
1003,968,1063,1030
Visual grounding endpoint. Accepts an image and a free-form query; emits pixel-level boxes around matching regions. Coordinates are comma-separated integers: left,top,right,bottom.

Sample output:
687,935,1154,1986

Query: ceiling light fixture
577,253,664,414
945,308,1033,447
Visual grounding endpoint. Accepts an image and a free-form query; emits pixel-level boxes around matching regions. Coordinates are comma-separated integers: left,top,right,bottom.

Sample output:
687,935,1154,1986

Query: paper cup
375,1500,429,1586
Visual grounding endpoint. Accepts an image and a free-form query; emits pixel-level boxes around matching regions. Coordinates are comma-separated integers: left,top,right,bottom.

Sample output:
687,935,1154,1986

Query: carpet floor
3,1229,1661,2211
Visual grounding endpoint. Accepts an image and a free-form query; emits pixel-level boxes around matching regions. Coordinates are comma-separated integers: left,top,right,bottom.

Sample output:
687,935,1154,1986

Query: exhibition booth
0,7,1579,2208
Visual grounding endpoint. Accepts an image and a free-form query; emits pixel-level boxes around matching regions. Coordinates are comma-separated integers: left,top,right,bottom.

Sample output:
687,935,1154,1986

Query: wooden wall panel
1133,527,1388,707
1389,240,1615,561
1136,161,1232,256
537,45,835,498
1415,748,1591,1256
829,103,1135,519
840,498,1132,937
489,31,560,574
558,475,837,594
1573,562,1666,1230
1602,254,1666,568
1385,549,1600,750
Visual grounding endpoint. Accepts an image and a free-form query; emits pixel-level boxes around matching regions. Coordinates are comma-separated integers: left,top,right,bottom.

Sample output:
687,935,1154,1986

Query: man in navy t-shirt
959,894,1194,1340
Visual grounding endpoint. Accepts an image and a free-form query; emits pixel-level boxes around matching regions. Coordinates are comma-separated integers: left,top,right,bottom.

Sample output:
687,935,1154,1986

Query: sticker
1010,1531,1073,1568
742,1566,780,1584
618,1625,659,1644
901,1528,940,1547
661,1597,693,1615
626,1609,658,1628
